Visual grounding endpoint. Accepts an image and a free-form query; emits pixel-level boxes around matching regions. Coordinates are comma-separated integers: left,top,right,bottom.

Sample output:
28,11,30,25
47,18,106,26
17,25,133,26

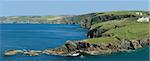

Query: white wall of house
137,17,149,22
136,12,143,15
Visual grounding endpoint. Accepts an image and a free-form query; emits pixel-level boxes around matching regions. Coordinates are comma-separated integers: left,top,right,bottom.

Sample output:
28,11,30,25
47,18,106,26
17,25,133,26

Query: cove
0,24,149,61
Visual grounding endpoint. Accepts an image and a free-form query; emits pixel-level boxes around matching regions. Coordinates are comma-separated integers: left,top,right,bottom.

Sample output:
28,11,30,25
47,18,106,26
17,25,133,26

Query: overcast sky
0,0,149,16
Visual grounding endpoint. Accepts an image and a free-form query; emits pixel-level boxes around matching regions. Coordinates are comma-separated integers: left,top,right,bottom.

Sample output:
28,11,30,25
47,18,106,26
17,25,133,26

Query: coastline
3,38,149,56
1,10,150,57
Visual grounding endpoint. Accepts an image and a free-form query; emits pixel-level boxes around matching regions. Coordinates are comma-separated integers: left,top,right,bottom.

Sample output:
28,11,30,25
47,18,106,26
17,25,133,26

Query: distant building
136,12,143,15
137,17,149,22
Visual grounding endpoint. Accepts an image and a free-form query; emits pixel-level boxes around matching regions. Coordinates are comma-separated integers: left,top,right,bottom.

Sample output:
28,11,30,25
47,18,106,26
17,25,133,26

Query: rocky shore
4,38,149,56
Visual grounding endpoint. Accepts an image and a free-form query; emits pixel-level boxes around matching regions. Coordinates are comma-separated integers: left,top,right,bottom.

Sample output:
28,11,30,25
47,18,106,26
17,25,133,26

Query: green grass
90,19,137,30
83,19,149,44
104,22,149,40
41,16,56,20
95,11,148,16
83,37,119,44
15,16,56,20
90,20,125,30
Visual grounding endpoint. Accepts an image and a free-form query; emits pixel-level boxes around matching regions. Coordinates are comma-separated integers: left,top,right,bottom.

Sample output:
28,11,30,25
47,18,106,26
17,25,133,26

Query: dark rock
95,29,108,37
87,29,97,38
120,39,135,50
77,42,91,51
138,38,150,47
65,41,77,52
131,40,142,49
87,28,108,38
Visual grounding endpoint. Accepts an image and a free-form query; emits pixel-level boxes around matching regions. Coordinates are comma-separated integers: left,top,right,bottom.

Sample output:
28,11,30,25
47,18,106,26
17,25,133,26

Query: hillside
83,19,149,44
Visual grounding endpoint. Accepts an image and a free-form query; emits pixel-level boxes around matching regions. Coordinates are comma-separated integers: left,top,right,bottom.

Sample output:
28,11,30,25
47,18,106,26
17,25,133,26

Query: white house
135,12,143,15
137,17,149,22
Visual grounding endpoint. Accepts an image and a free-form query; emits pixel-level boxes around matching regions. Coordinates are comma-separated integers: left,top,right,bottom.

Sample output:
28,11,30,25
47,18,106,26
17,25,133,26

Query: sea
0,24,149,61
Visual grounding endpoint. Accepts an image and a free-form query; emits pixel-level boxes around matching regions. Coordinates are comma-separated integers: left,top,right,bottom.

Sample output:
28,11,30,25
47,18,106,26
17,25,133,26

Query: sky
0,0,149,16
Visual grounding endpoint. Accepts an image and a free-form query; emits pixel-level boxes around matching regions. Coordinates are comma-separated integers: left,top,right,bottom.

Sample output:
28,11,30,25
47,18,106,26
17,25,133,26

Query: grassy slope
83,19,149,44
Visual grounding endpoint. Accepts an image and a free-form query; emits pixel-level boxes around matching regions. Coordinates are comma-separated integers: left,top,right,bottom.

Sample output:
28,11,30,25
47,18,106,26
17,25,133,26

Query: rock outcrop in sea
4,38,149,56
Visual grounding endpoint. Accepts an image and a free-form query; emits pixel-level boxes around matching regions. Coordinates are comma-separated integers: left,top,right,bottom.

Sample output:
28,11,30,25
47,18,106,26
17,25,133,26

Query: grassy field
83,18,149,44
96,11,149,16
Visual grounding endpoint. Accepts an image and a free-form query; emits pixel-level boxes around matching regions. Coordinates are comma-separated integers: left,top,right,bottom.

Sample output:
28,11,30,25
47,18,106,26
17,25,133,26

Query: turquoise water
0,24,149,61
